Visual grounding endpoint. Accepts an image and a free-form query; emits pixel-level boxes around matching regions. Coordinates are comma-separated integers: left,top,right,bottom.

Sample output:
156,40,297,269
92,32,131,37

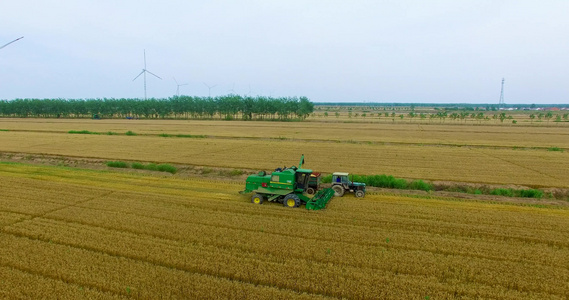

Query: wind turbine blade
132,70,144,81
203,82,209,88
173,77,179,85
180,83,189,86
0,36,24,50
146,70,162,79
143,49,147,69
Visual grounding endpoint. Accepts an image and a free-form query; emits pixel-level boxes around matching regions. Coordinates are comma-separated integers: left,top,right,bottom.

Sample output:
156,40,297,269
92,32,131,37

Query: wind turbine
227,82,236,94
132,50,162,100
173,77,188,96
0,36,24,50
203,82,217,97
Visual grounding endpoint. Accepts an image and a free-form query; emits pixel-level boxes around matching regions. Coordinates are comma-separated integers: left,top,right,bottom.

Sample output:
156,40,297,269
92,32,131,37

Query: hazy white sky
1,0,568,103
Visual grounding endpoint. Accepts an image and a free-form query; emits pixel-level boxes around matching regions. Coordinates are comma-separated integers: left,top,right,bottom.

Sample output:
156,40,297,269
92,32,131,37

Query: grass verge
106,161,129,168
548,147,564,152
106,161,177,174
68,130,100,134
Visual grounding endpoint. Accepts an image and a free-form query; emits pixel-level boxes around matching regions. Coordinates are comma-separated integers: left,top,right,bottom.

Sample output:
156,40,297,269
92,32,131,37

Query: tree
460,112,469,123
296,97,313,119
436,111,447,123
476,112,484,124
450,112,459,121
529,114,535,123
499,113,507,123
545,111,553,124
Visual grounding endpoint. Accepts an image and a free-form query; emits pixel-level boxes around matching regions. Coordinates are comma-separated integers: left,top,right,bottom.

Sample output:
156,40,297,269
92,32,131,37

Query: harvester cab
306,172,321,195
331,172,366,198
240,155,334,210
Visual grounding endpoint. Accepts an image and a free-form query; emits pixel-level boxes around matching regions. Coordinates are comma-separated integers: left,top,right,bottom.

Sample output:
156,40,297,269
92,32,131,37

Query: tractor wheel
283,194,301,208
355,190,365,198
306,187,316,195
332,185,345,197
251,193,264,205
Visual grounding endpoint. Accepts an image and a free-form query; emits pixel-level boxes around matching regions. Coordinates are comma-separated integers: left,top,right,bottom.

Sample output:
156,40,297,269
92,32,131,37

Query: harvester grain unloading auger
239,155,334,210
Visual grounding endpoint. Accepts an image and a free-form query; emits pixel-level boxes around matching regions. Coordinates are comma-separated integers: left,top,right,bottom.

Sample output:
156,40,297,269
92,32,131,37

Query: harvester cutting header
240,155,335,210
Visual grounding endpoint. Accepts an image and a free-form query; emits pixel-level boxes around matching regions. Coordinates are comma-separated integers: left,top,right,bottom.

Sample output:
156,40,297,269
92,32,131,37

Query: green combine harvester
240,155,334,210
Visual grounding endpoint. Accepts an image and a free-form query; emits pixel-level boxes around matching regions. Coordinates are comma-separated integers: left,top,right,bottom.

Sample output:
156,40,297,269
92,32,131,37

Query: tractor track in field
471,148,564,183
2,128,567,151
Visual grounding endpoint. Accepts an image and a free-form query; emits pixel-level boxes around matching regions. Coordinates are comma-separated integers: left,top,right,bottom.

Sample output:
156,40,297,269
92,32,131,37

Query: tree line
0,95,314,120
319,110,569,124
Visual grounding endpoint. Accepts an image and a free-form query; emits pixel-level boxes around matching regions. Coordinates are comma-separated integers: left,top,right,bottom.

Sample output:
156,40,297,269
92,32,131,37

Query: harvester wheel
306,187,316,195
355,190,365,198
332,185,345,197
283,194,300,208
251,193,264,204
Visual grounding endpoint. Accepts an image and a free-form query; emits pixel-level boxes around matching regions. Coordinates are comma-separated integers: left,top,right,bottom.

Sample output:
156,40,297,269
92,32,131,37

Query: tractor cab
332,172,350,185
331,172,366,198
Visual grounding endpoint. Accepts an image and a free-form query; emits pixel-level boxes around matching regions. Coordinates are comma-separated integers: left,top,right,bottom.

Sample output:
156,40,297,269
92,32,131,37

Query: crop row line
1,230,340,299
6,220,559,299
82,193,569,245
38,205,569,273
0,259,124,298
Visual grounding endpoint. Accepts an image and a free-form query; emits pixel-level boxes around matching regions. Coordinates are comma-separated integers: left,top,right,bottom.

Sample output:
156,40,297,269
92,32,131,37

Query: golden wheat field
1,118,569,148
0,118,568,187
1,163,569,299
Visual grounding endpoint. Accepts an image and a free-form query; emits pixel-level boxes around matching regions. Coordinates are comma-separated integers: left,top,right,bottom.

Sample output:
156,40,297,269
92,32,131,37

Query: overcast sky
1,1,568,103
